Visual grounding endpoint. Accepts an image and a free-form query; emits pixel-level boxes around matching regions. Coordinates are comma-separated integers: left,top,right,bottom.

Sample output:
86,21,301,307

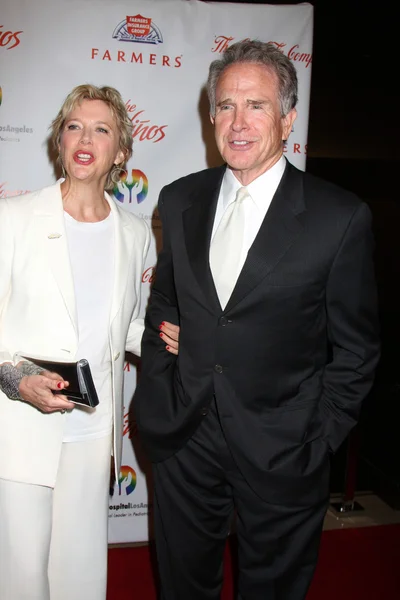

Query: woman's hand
18,370,74,414
159,321,180,356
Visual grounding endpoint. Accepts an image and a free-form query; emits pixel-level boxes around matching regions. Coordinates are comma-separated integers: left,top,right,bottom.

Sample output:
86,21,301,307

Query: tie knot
235,186,249,204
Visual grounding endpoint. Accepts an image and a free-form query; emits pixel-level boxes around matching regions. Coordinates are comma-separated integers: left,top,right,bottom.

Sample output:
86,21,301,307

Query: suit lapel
225,162,306,311
34,182,78,334
105,194,131,324
182,166,225,311
33,184,131,334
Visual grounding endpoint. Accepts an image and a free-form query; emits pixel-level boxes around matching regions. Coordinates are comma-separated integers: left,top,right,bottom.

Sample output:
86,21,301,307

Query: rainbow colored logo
118,465,137,495
113,169,148,204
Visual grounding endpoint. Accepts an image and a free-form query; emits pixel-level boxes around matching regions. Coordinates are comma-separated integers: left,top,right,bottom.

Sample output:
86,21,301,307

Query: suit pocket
261,399,320,446
173,365,190,407
261,398,317,415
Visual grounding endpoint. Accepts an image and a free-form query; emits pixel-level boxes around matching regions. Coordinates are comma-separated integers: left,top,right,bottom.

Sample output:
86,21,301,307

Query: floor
324,491,400,530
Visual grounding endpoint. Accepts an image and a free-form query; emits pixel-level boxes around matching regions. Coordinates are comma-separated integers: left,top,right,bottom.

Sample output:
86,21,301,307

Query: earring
59,156,66,179
110,164,125,185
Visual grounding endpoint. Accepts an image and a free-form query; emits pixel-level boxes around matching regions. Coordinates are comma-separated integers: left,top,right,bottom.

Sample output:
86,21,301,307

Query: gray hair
207,40,298,118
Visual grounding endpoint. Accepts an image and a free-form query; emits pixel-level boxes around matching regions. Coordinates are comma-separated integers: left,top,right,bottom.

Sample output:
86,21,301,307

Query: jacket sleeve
133,187,180,441
125,218,151,357
140,189,179,367
321,201,380,453
0,199,15,365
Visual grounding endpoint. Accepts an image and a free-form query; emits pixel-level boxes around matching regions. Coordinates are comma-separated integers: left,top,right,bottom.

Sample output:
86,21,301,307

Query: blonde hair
51,84,133,191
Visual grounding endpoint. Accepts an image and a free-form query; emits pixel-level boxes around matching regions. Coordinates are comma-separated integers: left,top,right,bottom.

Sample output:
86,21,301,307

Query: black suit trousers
152,400,329,600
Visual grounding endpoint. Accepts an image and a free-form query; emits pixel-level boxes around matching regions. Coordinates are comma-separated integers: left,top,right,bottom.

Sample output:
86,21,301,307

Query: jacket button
219,316,228,326
200,407,208,416
214,364,223,374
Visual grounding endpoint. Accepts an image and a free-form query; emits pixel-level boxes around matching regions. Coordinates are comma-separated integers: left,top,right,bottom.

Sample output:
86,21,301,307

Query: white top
211,156,286,276
63,210,115,442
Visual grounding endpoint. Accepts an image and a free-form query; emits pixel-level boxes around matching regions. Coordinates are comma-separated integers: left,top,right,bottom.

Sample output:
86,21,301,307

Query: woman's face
59,99,124,186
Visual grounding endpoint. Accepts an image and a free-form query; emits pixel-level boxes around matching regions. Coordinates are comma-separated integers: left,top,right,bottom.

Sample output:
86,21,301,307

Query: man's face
211,62,297,186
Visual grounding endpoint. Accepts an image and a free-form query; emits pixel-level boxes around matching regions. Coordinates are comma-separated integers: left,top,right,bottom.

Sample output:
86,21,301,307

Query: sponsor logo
269,41,312,68
125,100,168,144
113,168,148,204
108,500,151,514
91,47,182,68
117,465,137,495
123,406,135,438
211,36,312,68
0,124,33,134
91,18,182,67
0,123,34,143
283,141,307,155
0,181,30,198
109,466,153,518
113,14,163,45
212,36,234,54
109,499,151,517
0,91,34,142
0,26,23,50
142,266,155,284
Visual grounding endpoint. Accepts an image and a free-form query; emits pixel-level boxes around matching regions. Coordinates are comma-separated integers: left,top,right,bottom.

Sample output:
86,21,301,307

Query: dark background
205,0,399,506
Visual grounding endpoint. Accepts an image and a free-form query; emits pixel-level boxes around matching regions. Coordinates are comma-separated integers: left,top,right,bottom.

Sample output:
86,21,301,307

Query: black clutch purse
20,356,99,408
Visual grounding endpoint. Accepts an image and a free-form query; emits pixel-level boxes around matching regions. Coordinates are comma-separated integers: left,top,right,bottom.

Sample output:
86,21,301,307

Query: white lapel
105,193,132,325
33,181,78,335
32,184,132,335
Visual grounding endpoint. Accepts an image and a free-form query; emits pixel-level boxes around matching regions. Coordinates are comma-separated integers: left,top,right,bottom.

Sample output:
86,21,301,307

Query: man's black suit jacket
134,160,380,506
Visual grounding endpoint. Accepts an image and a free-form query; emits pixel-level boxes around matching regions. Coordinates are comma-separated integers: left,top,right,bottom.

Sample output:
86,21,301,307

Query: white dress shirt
211,156,286,277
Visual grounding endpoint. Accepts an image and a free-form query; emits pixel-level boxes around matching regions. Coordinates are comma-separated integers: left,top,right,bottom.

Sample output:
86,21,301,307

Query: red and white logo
126,15,152,38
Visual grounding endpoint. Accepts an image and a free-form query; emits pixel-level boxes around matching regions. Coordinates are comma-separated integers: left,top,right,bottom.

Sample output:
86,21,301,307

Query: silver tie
210,186,249,309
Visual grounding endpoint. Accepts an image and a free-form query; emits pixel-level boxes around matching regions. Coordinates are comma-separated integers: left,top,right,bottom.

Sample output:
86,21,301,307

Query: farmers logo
113,14,163,45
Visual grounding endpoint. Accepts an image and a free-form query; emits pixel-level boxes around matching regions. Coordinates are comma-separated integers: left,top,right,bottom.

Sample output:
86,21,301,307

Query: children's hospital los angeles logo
113,169,148,204
109,464,152,519
118,465,137,496
112,14,163,45
0,85,34,144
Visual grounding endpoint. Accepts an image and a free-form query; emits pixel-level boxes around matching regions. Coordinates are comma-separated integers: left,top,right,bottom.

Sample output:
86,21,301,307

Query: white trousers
0,434,112,600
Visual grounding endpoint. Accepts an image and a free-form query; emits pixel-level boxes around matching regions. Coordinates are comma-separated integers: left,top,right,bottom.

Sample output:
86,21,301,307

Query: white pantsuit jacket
0,181,150,487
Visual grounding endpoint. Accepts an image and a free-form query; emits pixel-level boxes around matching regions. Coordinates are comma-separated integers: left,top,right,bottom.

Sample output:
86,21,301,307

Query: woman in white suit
0,84,179,600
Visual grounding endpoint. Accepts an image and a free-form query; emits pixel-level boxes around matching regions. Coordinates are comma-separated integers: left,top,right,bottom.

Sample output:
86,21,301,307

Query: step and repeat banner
0,0,313,542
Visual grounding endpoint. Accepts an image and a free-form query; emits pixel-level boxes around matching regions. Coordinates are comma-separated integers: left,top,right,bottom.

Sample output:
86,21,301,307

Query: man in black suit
134,40,380,600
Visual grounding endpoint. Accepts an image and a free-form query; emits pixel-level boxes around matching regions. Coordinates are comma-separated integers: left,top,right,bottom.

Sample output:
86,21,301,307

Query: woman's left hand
159,321,179,355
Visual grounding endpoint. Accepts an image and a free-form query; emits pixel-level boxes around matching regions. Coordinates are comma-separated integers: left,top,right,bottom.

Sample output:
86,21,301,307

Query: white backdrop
0,0,313,543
